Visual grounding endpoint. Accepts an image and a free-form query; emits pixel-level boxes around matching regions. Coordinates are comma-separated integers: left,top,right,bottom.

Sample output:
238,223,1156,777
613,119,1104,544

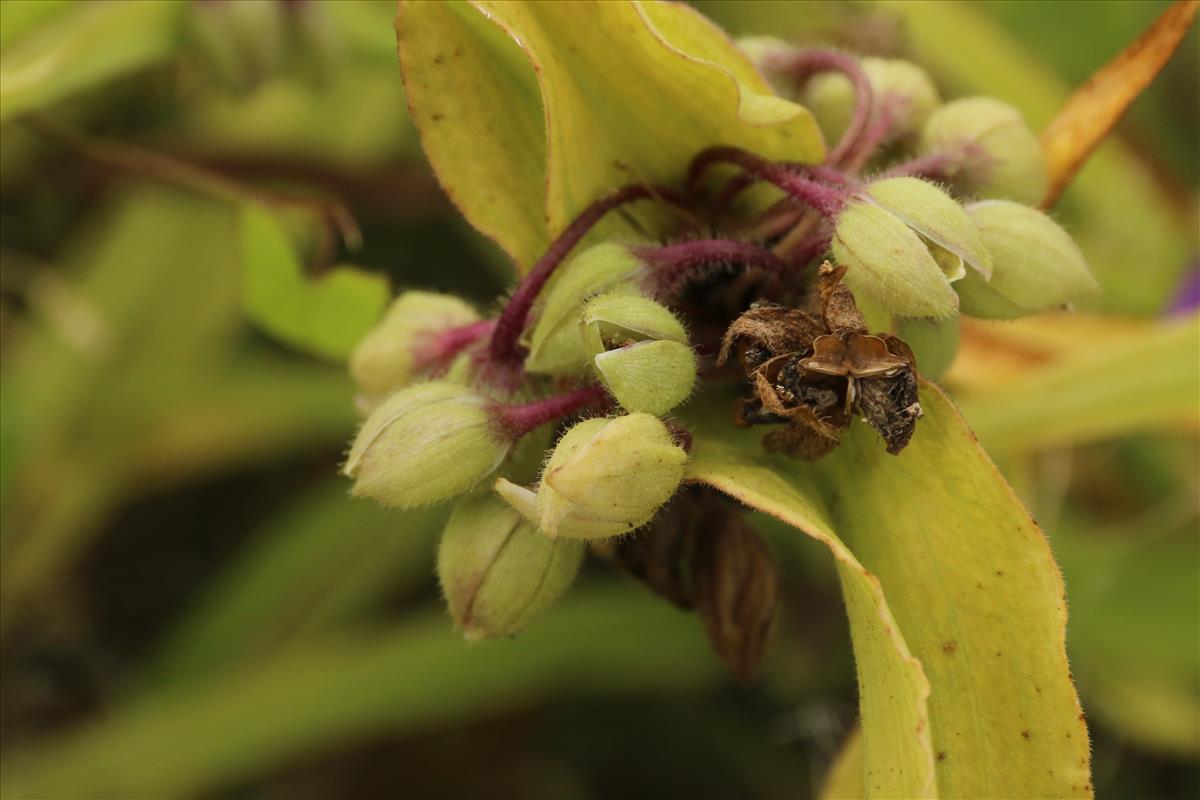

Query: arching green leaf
687,430,935,799
688,384,1091,797
398,0,825,270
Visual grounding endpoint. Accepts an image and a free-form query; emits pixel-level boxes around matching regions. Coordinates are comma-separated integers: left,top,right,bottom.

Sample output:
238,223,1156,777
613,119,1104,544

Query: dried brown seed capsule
722,262,922,457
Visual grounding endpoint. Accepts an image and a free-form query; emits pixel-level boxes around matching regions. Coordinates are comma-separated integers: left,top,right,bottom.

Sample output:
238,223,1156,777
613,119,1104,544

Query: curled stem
489,184,681,364
637,239,790,294
491,384,611,440
763,48,874,167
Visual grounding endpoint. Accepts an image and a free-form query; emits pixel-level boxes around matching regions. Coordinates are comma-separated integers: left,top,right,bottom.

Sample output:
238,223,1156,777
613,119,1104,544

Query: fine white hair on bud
349,291,480,411
437,494,583,640
865,177,993,281
955,200,1099,319
342,381,510,508
831,198,960,319
581,293,696,415
920,97,1048,205
495,413,687,540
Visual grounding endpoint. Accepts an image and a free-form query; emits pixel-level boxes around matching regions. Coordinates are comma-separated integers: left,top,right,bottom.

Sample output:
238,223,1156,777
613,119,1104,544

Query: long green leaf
959,315,1199,454
0,587,716,800
689,384,1092,798
687,432,935,798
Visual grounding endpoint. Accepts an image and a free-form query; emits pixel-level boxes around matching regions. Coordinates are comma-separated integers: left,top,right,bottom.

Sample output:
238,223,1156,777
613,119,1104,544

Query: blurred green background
0,1,1196,798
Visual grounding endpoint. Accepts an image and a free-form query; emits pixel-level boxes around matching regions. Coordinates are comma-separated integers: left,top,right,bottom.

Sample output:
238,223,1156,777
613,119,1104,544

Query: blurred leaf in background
0,2,1196,799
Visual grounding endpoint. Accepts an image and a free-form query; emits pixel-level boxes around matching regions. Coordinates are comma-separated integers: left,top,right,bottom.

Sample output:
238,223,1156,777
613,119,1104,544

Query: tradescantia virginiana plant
331,2,1188,797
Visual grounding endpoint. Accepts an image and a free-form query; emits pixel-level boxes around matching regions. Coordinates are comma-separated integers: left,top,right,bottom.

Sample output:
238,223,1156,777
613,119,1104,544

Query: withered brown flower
614,488,779,683
719,262,922,457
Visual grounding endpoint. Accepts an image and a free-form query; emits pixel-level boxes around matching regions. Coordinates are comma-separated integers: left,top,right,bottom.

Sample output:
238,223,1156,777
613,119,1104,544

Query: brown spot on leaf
1021,730,1031,740
936,751,946,762
942,640,958,655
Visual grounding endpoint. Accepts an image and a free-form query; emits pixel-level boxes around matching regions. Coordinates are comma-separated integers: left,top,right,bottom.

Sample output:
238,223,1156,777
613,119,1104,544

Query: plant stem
491,384,611,439
414,320,496,371
763,48,873,167
488,184,678,364
689,147,848,217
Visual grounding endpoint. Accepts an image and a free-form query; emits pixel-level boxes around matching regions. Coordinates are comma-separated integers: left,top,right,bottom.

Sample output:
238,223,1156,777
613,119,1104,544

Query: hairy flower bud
495,414,687,539
343,382,510,508
349,292,480,409
832,197,960,319
437,494,583,640
920,97,1047,204
803,57,940,145
581,294,696,415
524,243,647,375
955,201,1098,318
866,177,992,281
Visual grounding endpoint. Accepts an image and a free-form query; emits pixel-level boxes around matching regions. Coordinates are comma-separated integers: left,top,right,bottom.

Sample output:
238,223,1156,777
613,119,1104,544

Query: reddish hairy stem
689,147,848,217
764,49,874,167
491,384,611,440
842,104,895,174
488,184,682,365
414,319,496,370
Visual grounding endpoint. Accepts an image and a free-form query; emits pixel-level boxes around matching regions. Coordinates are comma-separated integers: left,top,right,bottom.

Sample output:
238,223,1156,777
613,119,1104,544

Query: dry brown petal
690,513,779,683
817,261,868,334
857,369,922,455
718,302,824,374
764,424,841,460
614,498,697,610
802,334,910,378
724,261,923,458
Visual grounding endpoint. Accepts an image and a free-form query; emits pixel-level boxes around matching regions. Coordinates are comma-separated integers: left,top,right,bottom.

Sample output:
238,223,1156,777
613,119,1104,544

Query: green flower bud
437,494,583,640
895,316,960,380
594,341,696,416
495,414,688,540
349,291,479,409
524,243,647,375
955,200,1098,319
832,200,959,318
580,294,696,415
803,57,940,145
920,97,1047,204
866,177,993,281
343,381,510,508
579,293,688,354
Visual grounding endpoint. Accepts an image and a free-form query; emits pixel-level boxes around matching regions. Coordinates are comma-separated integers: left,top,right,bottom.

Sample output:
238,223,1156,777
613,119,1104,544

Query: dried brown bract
720,262,922,456
689,509,778,683
615,488,779,682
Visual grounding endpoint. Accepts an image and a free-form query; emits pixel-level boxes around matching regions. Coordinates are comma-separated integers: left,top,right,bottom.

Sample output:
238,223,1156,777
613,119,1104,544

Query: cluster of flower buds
340,40,1102,658
342,241,700,639
694,45,1099,378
